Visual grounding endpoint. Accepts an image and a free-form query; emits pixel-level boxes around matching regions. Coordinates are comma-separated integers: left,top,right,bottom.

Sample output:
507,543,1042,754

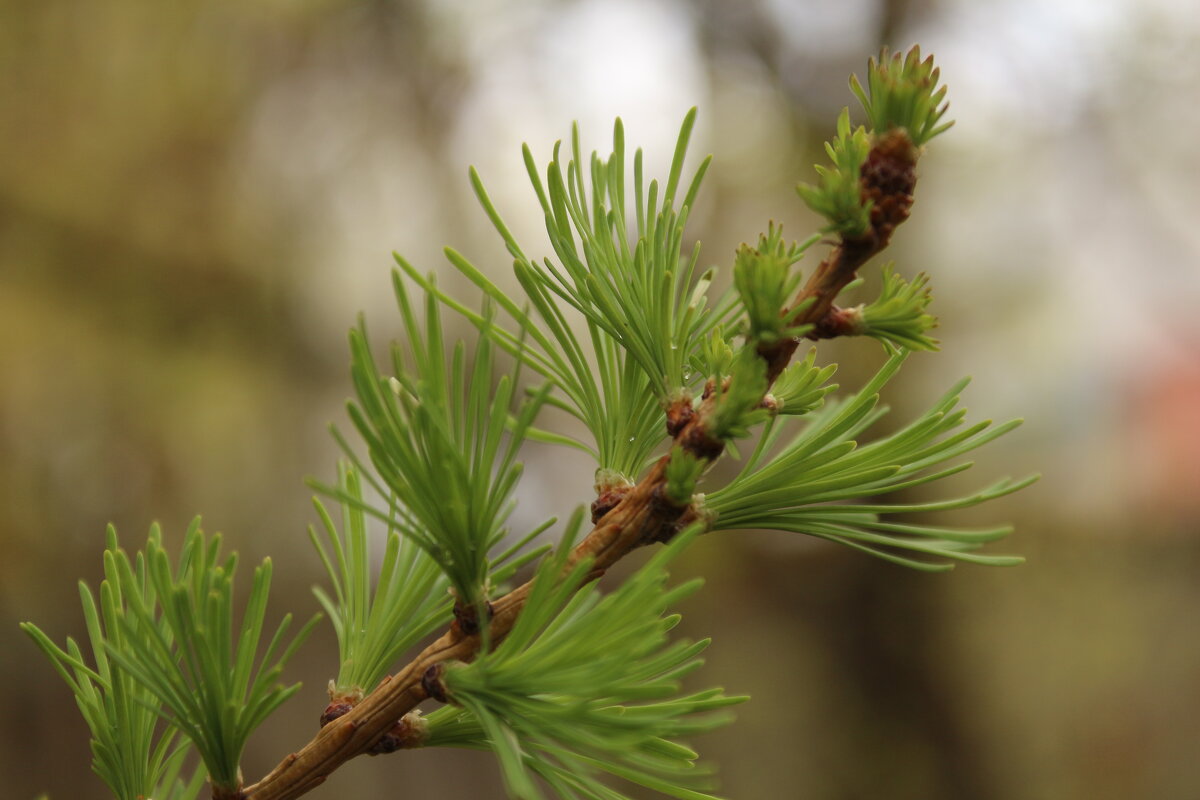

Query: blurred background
3,0,1199,798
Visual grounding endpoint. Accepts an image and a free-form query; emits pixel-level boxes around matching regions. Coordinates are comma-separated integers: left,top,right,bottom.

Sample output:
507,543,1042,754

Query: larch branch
237,128,920,800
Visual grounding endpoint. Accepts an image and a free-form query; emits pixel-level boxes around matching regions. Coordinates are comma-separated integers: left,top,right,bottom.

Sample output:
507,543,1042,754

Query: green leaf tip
856,263,940,351
309,465,454,696
23,521,306,799
102,519,318,792
796,108,872,236
765,349,838,417
665,446,706,506
850,45,954,148
708,347,769,442
422,110,742,479
733,222,816,346
708,353,1030,571
430,524,740,800
338,270,553,610
21,523,207,800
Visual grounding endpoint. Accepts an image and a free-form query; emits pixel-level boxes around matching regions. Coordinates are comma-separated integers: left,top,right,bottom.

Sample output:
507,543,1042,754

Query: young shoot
336,271,552,612
707,350,1037,570
765,348,839,417
101,520,317,793
855,263,940,351
403,110,742,482
428,516,745,800
310,466,552,700
850,45,954,148
20,525,206,800
796,108,873,236
732,223,818,347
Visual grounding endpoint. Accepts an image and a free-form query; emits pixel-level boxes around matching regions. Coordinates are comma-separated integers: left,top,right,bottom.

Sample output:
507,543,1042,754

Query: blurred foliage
5,0,1200,799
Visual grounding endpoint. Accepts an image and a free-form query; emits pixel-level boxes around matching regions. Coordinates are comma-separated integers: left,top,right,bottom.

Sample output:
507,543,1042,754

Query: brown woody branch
235,129,920,800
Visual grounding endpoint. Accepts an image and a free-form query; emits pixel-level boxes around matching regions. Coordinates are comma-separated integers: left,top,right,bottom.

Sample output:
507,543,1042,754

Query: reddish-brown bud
451,600,493,637
422,663,449,703
366,712,429,755
665,396,695,438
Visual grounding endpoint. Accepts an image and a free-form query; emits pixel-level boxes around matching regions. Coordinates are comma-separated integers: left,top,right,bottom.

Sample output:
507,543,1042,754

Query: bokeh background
4,0,1200,798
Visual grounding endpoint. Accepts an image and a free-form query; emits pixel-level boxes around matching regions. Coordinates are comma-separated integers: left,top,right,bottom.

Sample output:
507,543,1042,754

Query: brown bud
452,599,494,637
422,663,449,704
366,711,429,755
319,701,354,728
665,397,695,437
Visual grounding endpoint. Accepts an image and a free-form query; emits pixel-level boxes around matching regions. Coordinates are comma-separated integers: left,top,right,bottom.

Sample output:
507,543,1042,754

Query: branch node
665,395,695,437
678,421,724,462
591,486,630,523
319,700,354,729
808,305,863,341
592,469,635,523
421,663,449,704
452,600,494,637
638,484,693,546
366,711,429,755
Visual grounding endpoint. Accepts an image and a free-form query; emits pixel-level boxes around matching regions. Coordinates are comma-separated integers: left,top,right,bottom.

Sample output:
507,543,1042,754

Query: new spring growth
763,349,839,417
732,222,816,346
707,347,770,441
856,264,939,351
664,446,706,506
797,46,953,239
795,108,872,236
809,265,939,351
698,325,734,379
850,45,953,148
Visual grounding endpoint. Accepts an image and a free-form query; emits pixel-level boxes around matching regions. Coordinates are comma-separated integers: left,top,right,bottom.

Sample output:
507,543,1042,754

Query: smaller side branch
762,127,919,381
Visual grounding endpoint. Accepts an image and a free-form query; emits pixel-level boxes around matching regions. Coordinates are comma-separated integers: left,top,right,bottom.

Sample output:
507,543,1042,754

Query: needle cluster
22,47,1035,800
